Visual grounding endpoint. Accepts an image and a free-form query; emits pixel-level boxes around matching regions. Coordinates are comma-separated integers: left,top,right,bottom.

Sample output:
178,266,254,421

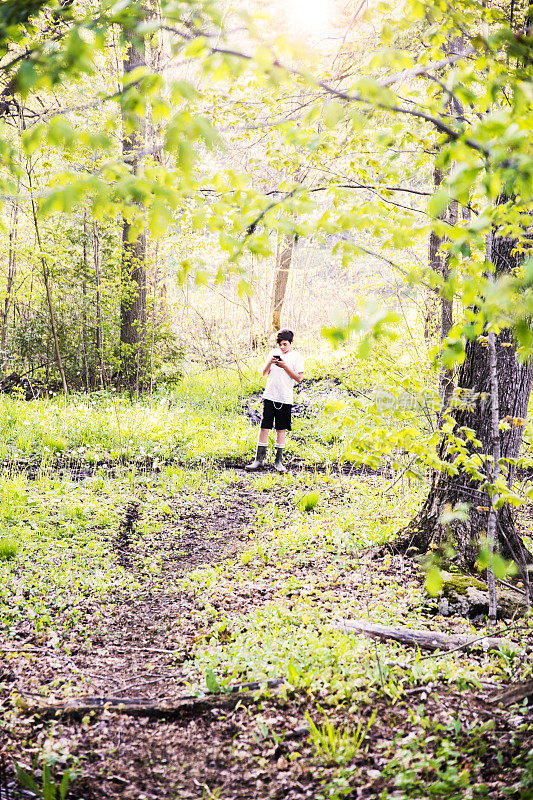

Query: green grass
0,365,264,464
0,338,439,472
1,343,532,799
0,471,139,637
0,456,531,798
0,536,18,561
307,709,377,766
178,473,518,702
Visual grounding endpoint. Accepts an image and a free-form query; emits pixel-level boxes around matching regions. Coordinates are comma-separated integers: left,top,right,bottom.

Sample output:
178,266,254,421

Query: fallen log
19,678,285,721
336,619,521,654
488,679,533,708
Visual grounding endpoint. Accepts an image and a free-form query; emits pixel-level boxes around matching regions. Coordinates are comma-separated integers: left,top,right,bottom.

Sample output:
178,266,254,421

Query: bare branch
379,48,476,87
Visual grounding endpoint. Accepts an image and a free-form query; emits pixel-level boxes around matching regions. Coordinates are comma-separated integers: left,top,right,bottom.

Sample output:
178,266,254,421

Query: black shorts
261,399,292,431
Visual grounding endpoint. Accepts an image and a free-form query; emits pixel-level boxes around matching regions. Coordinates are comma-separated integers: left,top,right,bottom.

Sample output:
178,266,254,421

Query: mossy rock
430,571,527,620
440,571,488,596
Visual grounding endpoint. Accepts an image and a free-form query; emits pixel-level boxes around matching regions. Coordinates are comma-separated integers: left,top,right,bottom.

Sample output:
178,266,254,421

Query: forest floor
1,369,533,799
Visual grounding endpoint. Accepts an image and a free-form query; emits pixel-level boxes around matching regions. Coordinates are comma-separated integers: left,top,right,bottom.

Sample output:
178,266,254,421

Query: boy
246,329,304,473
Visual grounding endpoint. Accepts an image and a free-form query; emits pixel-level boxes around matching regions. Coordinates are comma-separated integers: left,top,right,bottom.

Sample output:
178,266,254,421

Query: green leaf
195,270,209,286
176,140,195,173
357,335,371,359
42,764,54,800
322,100,345,129
425,566,444,597
205,668,220,693
287,662,299,685
59,770,71,800
21,124,46,155
184,37,209,57
47,117,76,149
15,60,38,95
193,116,221,149
428,189,451,218
442,338,465,368
492,554,517,579
297,491,320,512
148,201,173,237
171,80,199,102
15,763,39,793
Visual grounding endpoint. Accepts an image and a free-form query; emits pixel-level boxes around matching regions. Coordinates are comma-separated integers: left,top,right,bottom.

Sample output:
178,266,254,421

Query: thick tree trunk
401,232,533,582
120,38,147,394
270,234,295,333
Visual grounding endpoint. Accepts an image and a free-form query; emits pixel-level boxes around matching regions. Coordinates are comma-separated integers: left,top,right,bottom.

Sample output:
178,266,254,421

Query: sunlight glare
286,0,334,38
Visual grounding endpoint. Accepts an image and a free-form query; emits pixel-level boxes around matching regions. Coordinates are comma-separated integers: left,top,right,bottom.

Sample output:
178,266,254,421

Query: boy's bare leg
258,428,270,445
275,429,286,447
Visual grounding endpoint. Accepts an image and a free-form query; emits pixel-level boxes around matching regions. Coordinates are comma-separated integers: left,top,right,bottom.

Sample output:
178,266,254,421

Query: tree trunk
120,37,147,394
81,216,90,393
424,38,467,411
424,166,456,410
22,105,68,395
270,234,295,333
92,221,106,389
400,231,533,584
29,181,68,395
1,200,18,364
486,233,499,620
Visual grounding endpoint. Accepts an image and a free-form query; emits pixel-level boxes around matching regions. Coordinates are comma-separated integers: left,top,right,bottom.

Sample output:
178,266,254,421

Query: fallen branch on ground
488,679,533,707
0,645,183,655
336,619,521,653
19,678,286,721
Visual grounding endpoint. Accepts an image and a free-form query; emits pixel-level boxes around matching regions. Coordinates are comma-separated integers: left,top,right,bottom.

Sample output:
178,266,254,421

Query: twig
497,578,527,597
381,621,530,667
381,456,418,494
244,189,297,238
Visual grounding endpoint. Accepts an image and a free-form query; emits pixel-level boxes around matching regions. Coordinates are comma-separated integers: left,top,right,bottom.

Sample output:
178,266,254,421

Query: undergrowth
1,345,532,799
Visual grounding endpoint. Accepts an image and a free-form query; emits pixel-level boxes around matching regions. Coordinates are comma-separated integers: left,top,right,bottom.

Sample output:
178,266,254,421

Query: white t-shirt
263,349,304,406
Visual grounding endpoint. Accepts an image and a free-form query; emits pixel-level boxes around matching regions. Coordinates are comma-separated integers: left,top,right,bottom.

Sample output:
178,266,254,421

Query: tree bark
120,37,147,394
81,212,90,392
400,231,533,585
28,177,68,395
336,619,520,653
1,200,18,364
92,221,106,389
270,234,295,333
425,166,456,412
424,37,469,413
486,233,499,620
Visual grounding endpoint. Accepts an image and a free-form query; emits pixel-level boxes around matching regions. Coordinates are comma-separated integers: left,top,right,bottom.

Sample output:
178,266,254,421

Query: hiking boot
274,446,287,473
245,444,267,471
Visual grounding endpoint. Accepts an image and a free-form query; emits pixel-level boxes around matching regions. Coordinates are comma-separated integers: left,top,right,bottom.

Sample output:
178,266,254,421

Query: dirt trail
2,475,318,799
2,471,531,800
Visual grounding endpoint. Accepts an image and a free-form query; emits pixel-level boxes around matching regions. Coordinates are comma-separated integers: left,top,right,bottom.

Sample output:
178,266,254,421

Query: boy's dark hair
276,329,294,343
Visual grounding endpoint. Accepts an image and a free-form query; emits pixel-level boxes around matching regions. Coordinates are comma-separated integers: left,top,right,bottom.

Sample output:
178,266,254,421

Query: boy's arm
280,362,303,383
262,356,274,377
